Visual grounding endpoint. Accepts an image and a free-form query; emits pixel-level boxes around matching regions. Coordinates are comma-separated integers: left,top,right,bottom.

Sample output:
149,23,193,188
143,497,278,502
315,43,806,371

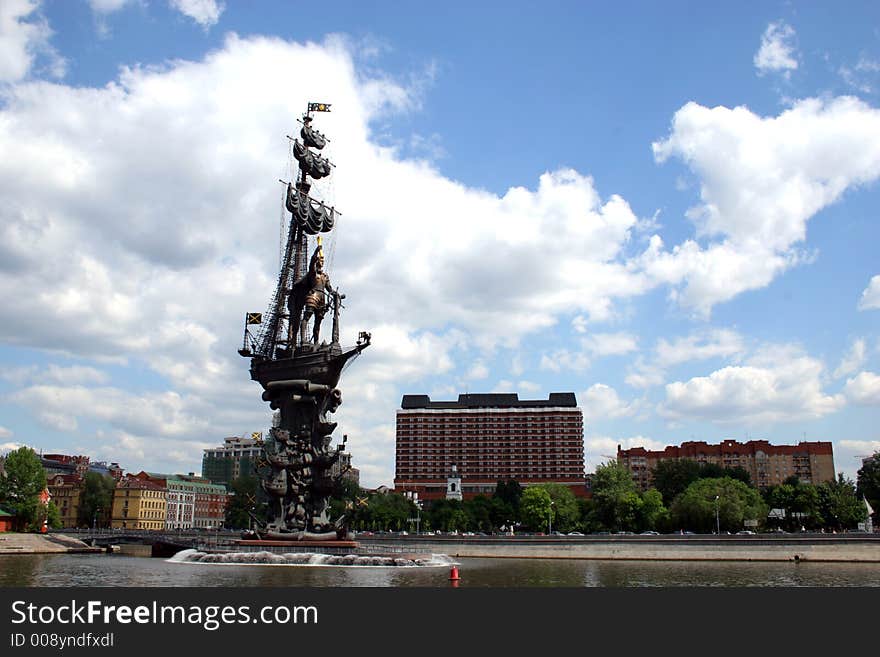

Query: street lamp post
715,495,721,535
548,501,555,535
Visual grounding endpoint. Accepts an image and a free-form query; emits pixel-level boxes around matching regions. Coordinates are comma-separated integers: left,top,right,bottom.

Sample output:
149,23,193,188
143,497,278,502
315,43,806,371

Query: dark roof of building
400,392,577,409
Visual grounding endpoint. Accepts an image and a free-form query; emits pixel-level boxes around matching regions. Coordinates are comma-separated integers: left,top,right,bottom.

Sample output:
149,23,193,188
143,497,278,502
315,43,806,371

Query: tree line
221,453,880,534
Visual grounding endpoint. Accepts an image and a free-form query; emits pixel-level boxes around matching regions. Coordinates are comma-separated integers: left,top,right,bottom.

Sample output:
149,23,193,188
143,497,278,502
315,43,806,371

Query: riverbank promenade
0,533,101,555
357,532,880,562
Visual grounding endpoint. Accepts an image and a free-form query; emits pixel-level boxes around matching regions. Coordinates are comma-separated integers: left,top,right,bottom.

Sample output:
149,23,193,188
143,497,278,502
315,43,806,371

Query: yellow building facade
112,477,167,530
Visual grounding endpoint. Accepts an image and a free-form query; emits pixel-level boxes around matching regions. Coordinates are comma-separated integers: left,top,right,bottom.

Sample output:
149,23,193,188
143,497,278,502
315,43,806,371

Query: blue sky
1,0,878,487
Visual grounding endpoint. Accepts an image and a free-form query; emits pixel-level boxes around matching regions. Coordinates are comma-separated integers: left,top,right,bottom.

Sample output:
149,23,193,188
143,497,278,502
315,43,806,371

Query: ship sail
285,184,336,234
301,124,327,149
293,139,332,179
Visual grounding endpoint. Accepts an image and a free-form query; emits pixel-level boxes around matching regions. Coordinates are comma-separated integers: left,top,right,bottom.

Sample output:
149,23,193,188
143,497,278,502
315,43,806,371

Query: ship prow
249,334,371,392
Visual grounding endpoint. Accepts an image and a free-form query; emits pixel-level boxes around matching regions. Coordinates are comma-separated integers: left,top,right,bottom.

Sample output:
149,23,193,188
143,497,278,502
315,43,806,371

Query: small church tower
446,464,462,501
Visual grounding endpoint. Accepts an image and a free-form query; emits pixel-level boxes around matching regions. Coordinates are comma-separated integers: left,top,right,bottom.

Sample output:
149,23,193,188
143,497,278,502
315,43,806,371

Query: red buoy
449,565,460,581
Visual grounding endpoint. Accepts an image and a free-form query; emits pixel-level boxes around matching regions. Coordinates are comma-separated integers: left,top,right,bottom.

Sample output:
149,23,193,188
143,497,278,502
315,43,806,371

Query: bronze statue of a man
290,245,332,345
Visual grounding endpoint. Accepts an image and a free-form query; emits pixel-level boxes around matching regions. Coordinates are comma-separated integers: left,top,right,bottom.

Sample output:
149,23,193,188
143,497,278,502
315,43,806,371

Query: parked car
736,530,756,535
640,531,660,535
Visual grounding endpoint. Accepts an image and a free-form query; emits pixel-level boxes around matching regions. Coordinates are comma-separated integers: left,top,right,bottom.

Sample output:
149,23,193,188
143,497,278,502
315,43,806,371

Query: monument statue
238,102,370,541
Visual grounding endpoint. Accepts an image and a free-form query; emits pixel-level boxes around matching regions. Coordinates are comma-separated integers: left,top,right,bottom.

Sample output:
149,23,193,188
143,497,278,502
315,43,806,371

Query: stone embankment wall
0,533,102,554
360,536,880,562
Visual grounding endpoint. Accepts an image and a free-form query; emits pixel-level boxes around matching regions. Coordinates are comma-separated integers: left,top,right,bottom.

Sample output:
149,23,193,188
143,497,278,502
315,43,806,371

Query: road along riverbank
357,534,880,563
0,533,102,555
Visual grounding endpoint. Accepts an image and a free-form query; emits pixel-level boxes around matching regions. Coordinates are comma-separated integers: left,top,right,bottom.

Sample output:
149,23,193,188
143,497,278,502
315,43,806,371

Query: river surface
3,553,880,587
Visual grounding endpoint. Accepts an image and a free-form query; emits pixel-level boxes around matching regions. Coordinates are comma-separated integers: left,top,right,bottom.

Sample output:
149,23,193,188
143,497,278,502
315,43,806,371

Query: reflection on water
3,553,880,587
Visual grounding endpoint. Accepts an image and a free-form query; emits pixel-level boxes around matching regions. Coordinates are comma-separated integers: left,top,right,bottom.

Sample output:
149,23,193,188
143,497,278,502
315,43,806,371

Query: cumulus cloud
655,328,744,367
660,345,845,424
169,0,224,28
626,328,744,389
844,371,880,406
540,332,637,373
650,97,880,315
0,0,65,82
834,338,867,379
580,383,639,421
10,385,216,438
858,275,880,310
754,21,798,77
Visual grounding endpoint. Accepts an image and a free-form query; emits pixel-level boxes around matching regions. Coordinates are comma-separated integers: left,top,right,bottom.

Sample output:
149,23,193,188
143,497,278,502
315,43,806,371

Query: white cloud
626,328,744,389
583,332,638,356
858,275,880,310
754,21,798,78
844,371,880,406
655,328,744,367
0,0,65,82
88,0,133,13
539,348,591,373
1,441,24,454
625,357,666,389
169,0,224,28
580,383,639,421
0,427,13,439
539,332,637,373
834,339,867,379
10,385,217,438
465,360,489,380
839,439,880,458
495,379,540,394
660,345,845,424
650,97,880,315
3,364,110,386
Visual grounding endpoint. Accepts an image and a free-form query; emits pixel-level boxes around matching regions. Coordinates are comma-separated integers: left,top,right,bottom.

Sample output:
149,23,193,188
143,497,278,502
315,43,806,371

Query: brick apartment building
394,392,586,500
617,439,836,491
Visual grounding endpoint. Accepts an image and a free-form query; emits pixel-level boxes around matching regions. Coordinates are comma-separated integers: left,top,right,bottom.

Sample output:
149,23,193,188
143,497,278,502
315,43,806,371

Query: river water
3,553,880,587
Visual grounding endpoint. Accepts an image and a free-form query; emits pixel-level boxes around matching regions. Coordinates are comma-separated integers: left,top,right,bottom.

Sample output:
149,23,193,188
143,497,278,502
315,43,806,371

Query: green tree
519,486,553,532
856,453,880,520
540,483,580,533
764,481,822,531
493,480,522,514
0,447,48,532
818,474,867,531
425,499,467,532
46,501,62,530
671,477,767,534
651,459,702,505
225,475,259,529
637,489,669,532
463,495,493,532
78,472,116,528
592,460,642,531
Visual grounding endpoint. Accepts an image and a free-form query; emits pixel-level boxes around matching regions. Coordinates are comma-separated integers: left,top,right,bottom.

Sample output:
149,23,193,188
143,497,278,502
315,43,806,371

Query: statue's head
310,245,324,272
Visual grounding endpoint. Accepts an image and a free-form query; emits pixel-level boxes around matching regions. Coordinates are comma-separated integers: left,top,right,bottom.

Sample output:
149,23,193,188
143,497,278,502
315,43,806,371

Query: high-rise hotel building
394,393,586,500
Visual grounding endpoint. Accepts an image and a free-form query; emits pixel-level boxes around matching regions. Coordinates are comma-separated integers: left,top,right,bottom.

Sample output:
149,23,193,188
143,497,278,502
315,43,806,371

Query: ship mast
241,102,335,361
